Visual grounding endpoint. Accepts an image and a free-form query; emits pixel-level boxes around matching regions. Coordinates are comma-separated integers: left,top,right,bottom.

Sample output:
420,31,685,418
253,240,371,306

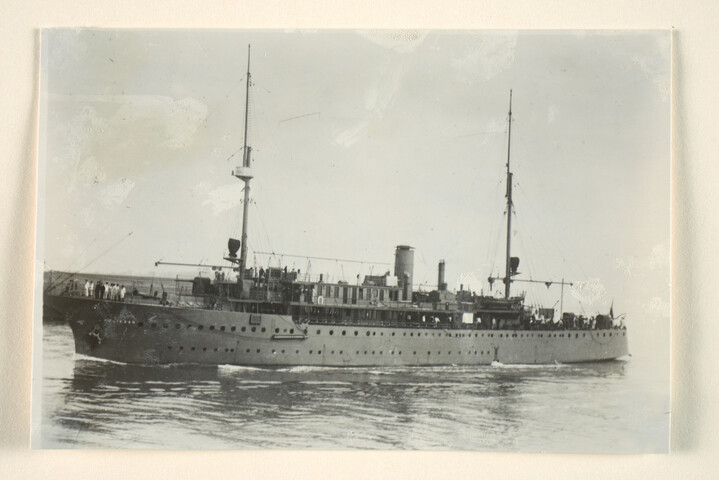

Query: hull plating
48,295,629,366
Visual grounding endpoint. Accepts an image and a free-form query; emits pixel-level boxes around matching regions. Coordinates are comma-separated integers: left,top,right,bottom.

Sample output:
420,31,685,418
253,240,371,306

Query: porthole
372,332,376,336
261,327,266,333
366,331,371,336
187,324,192,329
290,329,294,334
342,330,346,336
329,330,334,335
339,350,343,354
281,350,285,354
230,348,234,352
275,328,280,334
295,350,299,354
210,325,215,330
413,351,417,355
198,325,204,331
318,351,322,355
251,327,256,332
399,351,402,355
410,333,414,337
272,349,276,354
203,347,207,351
241,326,246,332
392,332,395,336
372,351,375,355
379,351,382,355
316,329,321,335
331,350,335,354
214,348,218,352
427,351,431,355
354,331,358,336
231,326,236,332
220,326,225,331
310,350,313,354
163,324,168,329
380,332,383,336
224,348,229,352
364,351,368,355
191,347,196,351
256,349,260,353
167,346,172,350
179,346,184,350
246,349,250,353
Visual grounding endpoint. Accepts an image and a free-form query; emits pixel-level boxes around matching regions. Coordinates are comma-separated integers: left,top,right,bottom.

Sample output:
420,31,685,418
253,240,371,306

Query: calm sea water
36,323,668,452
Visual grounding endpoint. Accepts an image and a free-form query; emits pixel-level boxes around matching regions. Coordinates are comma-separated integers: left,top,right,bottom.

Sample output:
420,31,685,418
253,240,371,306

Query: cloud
357,30,427,54
333,60,406,148
100,178,135,208
201,183,243,216
451,33,518,82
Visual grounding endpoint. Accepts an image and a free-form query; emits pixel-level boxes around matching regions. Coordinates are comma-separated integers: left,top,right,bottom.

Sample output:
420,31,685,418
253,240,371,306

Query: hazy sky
38,29,670,344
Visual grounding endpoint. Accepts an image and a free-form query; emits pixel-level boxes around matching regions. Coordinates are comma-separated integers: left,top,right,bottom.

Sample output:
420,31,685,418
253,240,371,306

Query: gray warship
43,47,628,366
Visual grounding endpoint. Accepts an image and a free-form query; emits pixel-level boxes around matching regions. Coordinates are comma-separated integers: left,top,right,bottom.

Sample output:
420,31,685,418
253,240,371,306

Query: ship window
198,325,204,331
224,348,229,352
290,329,294,334
318,351,321,354
231,326,236,332
261,327,266,333
329,330,334,335
230,348,234,352
281,350,285,354
379,351,382,355
339,350,343,354
427,351,431,355
310,350,313,354
214,348,218,352
366,331,370,336
296,350,299,354
499,334,503,338
203,347,207,351
179,346,184,350
275,328,280,334
372,351,375,355
413,351,416,355
364,351,367,355
391,332,395,336
210,325,215,330
256,349,260,353
331,351,334,354
241,326,246,332
138,322,144,327
373,332,376,336
191,347,195,351
354,331,358,336
317,329,321,335
410,333,414,337
251,327,256,332
272,349,276,354
246,349,250,353
399,351,402,355
220,326,225,331
342,330,346,336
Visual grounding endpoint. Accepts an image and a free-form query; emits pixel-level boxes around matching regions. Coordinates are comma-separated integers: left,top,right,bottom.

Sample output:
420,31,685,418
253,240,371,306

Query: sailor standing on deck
84,280,89,297
120,285,126,302
89,280,94,298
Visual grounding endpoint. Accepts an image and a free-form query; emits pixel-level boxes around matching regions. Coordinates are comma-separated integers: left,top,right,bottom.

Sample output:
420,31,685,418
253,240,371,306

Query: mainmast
233,45,254,277
503,90,513,299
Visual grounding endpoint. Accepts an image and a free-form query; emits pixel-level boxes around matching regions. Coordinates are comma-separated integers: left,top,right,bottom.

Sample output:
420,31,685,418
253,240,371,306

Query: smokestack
437,260,447,291
394,245,414,301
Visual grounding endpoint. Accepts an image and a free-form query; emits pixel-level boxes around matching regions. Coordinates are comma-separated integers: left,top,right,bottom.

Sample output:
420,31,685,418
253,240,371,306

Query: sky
38,29,670,355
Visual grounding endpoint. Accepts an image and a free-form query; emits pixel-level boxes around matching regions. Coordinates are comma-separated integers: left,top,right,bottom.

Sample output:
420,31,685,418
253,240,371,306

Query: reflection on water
39,323,665,451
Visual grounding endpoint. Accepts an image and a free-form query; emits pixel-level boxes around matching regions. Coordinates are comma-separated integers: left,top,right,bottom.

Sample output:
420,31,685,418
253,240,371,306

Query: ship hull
46,294,629,366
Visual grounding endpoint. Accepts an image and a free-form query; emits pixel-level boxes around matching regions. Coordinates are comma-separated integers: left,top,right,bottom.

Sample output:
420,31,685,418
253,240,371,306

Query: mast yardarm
504,90,513,299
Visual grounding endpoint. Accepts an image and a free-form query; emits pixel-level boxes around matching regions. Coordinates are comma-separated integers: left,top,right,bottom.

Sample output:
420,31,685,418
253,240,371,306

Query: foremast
233,45,253,277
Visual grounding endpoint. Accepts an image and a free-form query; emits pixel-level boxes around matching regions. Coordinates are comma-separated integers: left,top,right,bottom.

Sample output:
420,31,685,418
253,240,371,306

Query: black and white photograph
32,29,670,451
